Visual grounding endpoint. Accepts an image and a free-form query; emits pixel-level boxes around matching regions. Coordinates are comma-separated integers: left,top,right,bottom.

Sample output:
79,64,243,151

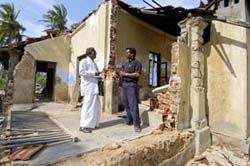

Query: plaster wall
69,2,110,102
216,0,247,22
176,42,191,129
25,36,71,102
116,9,176,100
207,20,248,139
246,10,250,137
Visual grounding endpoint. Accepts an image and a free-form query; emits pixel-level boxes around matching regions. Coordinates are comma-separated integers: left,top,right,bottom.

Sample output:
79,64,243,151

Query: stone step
140,100,150,107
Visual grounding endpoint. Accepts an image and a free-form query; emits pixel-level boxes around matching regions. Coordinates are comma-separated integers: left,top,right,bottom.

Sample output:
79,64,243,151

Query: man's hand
119,71,127,77
95,71,101,76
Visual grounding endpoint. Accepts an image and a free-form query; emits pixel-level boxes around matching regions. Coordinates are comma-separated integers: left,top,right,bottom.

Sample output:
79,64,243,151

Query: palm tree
0,3,25,47
41,4,68,31
0,3,25,82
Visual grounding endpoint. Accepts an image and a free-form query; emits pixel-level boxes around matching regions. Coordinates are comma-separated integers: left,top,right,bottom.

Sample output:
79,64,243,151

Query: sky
0,0,207,38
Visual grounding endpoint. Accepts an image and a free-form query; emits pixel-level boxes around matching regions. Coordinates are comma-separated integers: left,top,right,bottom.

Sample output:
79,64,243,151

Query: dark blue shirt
121,59,142,83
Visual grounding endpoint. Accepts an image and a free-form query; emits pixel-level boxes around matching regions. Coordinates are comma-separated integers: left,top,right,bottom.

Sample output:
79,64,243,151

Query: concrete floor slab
12,102,153,166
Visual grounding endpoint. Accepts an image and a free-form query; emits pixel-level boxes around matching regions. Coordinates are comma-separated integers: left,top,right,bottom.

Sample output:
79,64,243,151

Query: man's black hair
85,47,95,56
126,47,136,57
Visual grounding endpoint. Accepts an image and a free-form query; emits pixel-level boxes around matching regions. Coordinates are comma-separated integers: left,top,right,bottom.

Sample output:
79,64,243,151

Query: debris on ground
0,110,78,164
186,145,249,166
9,144,45,161
54,130,195,166
0,129,74,150
101,143,121,151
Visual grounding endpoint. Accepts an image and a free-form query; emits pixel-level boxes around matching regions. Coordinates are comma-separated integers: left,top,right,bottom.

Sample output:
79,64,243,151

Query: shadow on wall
204,41,212,126
247,0,250,22
209,23,247,78
204,22,247,125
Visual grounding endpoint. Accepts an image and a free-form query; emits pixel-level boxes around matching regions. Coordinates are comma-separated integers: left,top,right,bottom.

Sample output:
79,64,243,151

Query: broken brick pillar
104,76,119,114
3,49,22,106
103,0,119,114
171,42,191,130
8,49,21,80
188,17,211,155
12,52,36,103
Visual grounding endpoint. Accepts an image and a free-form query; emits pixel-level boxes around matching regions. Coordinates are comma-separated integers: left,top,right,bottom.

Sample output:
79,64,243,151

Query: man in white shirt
79,47,101,133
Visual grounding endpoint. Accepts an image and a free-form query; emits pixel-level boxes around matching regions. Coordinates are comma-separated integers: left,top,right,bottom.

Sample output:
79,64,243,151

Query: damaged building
1,0,250,157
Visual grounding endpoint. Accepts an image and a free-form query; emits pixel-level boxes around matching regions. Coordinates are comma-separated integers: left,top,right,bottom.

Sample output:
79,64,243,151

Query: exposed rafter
151,0,162,8
142,0,156,9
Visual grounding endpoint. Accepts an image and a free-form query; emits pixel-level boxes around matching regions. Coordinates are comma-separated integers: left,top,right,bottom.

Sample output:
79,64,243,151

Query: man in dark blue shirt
119,48,142,133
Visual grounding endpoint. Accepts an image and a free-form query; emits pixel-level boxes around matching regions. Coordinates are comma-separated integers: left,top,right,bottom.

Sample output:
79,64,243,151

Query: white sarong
80,94,101,128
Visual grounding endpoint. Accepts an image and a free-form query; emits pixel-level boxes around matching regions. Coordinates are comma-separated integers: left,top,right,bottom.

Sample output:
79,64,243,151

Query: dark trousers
122,82,140,127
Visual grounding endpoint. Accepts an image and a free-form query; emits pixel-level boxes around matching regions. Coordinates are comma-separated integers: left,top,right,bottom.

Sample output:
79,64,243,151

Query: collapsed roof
118,0,217,36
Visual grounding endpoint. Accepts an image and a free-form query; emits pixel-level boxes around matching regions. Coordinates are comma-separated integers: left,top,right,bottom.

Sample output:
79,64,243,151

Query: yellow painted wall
116,9,176,99
177,42,191,129
207,20,248,139
69,2,110,101
25,35,71,101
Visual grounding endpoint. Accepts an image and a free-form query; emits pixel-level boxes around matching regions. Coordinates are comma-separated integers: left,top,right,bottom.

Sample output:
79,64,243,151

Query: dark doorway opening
35,61,56,102
224,0,229,7
234,0,239,4
148,52,171,87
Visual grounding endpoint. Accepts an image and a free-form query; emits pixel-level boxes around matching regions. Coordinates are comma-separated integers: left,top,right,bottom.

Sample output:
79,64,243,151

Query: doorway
35,61,56,101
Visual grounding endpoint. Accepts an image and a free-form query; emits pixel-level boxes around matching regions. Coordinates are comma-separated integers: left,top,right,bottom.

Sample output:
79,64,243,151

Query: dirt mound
56,130,194,166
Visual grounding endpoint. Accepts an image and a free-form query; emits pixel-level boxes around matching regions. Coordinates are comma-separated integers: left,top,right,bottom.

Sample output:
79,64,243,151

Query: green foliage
0,3,25,47
36,72,46,87
41,4,68,31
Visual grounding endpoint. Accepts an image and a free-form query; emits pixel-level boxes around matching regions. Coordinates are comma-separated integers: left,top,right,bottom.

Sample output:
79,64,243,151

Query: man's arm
119,71,140,78
79,60,99,77
119,61,142,78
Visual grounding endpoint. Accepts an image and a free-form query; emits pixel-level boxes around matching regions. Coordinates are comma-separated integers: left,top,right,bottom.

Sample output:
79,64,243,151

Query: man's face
125,49,133,59
89,50,97,59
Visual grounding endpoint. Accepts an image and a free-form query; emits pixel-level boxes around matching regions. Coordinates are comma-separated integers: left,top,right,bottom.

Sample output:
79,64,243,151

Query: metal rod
8,128,63,132
0,132,68,141
0,138,73,150
47,139,73,146
1,135,71,145
143,0,156,8
6,132,38,137
151,0,162,7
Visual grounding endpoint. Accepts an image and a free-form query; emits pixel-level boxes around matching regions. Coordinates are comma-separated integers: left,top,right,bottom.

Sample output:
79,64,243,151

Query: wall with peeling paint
25,36,71,102
207,20,248,140
116,9,176,100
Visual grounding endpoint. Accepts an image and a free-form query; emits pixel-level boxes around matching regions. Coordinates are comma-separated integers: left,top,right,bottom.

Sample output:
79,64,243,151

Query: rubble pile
149,42,183,130
186,145,248,166
155,92,171,114
56,130,195,166
150,90,177,129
